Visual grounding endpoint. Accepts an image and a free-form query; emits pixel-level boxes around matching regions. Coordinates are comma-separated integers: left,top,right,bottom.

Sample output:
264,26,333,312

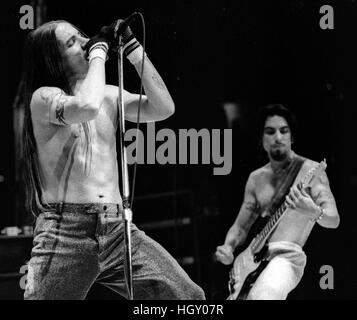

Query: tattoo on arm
311,172,336,208
55,94,68,125
314,186,336,210
237,200,260,235
245,201,260,215
152,73,167,91
40,89,68,125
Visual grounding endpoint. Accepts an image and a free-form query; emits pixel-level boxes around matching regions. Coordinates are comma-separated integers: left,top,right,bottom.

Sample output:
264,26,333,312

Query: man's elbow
165,101,175,117
322,213,340,229
332,215,340,229
158,101,175,120
331,207,340,228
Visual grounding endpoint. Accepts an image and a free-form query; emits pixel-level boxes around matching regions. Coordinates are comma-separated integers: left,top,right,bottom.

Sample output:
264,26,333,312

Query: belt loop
116,204,119,217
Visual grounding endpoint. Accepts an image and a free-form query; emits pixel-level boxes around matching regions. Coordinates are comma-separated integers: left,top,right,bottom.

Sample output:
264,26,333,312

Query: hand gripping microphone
115,12,138,37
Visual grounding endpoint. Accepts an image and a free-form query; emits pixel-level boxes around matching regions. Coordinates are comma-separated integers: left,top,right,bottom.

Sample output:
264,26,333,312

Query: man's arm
31,38,108,125
32,58,106,126
108,24,174,123
215,173,260,265
287,170,340,229
123,56,175,123
309,171,340,228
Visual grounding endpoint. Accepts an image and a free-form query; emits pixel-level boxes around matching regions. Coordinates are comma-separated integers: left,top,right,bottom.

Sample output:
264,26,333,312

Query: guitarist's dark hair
257,104,297,142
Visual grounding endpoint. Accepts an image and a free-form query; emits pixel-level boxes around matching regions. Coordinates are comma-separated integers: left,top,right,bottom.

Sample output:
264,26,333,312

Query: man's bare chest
255,182,276,216
254,172,289,216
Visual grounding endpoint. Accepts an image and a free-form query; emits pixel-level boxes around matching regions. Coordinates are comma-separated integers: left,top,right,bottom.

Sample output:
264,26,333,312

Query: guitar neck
250,200,288,253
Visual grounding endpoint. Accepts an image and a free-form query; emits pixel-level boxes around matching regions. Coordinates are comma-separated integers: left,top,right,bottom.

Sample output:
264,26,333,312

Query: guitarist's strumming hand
285,184,321,221
215,244,235,265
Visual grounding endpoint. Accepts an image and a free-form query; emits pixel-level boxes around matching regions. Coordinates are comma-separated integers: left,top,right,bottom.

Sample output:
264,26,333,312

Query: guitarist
215,104,340,300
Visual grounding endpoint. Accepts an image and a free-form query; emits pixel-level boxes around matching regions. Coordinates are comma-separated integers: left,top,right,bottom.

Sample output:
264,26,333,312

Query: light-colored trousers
247,241,307,300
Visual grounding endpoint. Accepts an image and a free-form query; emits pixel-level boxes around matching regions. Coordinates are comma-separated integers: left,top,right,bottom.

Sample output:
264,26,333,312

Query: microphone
115,12,138,37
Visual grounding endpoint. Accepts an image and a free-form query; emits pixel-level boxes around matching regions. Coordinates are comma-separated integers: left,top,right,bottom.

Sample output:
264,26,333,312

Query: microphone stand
116,33,134,300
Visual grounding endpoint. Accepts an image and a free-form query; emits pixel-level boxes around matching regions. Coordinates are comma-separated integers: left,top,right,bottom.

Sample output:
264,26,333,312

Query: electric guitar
227,160,327,300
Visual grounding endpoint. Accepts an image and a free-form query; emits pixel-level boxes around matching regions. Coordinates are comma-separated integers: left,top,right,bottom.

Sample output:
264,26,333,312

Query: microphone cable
128,12,145,210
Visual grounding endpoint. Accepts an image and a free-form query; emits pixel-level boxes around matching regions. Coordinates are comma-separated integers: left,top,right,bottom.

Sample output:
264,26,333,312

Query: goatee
270,149,288,161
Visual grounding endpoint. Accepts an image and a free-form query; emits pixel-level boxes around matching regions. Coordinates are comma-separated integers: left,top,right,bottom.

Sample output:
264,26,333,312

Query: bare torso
32,86,122,204
252,159,320,247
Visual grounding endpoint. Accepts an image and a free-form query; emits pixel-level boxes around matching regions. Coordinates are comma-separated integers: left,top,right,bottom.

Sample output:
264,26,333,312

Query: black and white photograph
0,0,355,305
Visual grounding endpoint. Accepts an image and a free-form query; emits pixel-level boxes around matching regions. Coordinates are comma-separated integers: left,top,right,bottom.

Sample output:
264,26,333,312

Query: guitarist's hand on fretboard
285,184,320,219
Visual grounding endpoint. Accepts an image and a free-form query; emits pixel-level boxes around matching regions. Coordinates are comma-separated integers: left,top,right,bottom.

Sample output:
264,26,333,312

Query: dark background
0,0,356,299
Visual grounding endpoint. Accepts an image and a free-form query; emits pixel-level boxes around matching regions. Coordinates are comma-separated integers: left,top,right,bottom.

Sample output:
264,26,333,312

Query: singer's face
55,22,89,78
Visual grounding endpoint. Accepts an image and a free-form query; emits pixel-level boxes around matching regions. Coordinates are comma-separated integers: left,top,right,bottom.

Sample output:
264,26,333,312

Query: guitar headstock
300,159,327,189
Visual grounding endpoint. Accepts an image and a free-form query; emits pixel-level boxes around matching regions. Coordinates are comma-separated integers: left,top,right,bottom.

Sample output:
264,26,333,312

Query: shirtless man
215,104,339,300
22,20,205,300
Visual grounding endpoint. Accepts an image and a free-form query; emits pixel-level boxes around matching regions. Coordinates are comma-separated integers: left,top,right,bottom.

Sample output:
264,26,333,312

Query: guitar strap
267,155,306,217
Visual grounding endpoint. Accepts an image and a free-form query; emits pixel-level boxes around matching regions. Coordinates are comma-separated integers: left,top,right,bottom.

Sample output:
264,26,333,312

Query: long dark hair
22,20,79,216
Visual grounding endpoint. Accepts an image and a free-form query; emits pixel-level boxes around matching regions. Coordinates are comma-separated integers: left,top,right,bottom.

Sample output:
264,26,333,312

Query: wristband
88,42,109,63
126,45,147,65
123,37,140,57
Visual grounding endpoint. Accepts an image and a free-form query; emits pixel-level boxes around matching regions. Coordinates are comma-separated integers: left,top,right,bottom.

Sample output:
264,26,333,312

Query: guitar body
227,242,268,300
